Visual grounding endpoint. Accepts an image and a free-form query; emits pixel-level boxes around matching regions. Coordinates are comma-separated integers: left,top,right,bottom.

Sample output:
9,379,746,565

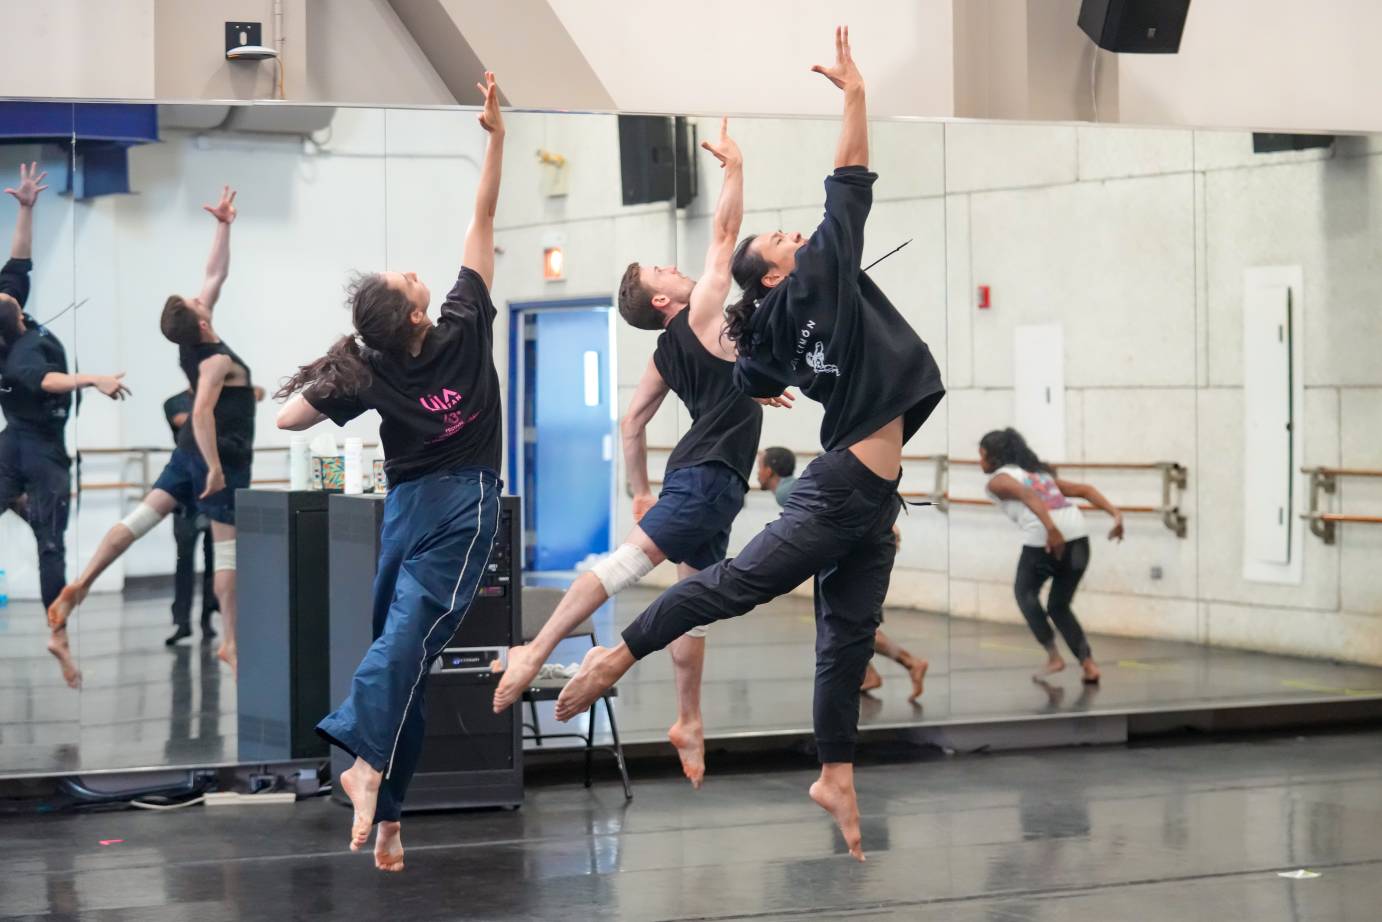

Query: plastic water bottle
0,569,8,608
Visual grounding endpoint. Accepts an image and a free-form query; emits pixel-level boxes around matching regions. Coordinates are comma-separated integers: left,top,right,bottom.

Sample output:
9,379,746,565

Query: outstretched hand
755,389,795,410
4,162,48,208
811,26,863,92
96,373,131,401
203,186,237,224
1108,516,1125,542
476,71,504,134
701,117,741,169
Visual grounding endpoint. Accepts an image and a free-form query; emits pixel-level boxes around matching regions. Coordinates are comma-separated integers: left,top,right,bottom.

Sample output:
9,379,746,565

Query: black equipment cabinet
327,493,524,812
235,489,331,761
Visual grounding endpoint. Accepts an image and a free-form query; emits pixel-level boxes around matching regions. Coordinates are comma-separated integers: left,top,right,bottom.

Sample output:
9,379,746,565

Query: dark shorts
152,446,251,526
639,462,747,570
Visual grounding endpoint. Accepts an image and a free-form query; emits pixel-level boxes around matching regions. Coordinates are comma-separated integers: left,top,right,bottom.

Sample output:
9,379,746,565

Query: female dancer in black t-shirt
276,73,506,873
553,30,945,861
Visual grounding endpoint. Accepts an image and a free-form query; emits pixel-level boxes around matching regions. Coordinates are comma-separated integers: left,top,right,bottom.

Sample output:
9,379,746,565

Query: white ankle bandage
591,544,654,596
213,539,237,572
120,503,164,539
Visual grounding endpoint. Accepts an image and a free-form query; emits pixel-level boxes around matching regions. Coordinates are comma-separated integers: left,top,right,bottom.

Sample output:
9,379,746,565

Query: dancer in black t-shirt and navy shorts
491,118,792,789
552,29,946,861
276,72,506,873
47,185,249,676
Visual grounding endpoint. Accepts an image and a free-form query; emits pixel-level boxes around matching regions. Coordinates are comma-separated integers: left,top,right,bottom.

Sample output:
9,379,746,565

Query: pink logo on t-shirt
1024,472,1070,510
419,388,463,413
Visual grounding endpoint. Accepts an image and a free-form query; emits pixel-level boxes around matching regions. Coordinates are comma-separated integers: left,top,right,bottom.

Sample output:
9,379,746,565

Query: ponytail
275,334,373,400
275,271,418,401
723,234,773,355
978,427,1053,475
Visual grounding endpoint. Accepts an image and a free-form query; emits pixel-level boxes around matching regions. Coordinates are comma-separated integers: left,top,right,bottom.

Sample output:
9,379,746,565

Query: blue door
513,304,614,571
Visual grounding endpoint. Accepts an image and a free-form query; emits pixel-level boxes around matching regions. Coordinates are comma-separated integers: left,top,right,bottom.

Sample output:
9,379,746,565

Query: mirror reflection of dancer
493,119,791,788
161,383,262,646
552,29,945,861
47,186,251,676
979,428,1123,685
275,73,507,874
0,164,130,689
757,446,928,700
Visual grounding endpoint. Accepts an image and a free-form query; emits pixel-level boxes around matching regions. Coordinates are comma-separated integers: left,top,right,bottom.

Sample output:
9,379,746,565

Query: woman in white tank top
980,428,1124,684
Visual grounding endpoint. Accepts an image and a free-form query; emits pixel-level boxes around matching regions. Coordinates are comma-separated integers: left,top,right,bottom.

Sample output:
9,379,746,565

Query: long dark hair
722,235,773,354
979,428,1054,474
276,273,417,400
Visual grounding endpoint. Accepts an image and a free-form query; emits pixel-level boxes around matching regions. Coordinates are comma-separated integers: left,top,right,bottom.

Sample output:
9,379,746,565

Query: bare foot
809,777,865,862
859,663,883,695
339,757,382,851
1081,658,1101,684
1034,654,1066,679
906,658,929,702
47,584,85,631
374,820,404,872
46,629,82,689
217,643,237,676
554,645,631,721
667,718,705,789
492,644,545,713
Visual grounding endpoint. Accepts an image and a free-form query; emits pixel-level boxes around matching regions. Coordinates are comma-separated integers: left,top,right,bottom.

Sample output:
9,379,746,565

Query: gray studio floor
4,583,1382,775
5,729,1382,919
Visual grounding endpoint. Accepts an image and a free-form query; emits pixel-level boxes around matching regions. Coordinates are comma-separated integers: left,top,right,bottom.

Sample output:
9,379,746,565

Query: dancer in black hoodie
554,27,944,861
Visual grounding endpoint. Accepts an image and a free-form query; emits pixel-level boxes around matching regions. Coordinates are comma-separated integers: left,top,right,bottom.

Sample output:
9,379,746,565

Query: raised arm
688,118,743,339
812,26,868,169
988,473,1066,558
5,162,47,259
198,186,237,312
192,354,231,498
1056,477,1125,541
622,358,672,521
462,71,505,291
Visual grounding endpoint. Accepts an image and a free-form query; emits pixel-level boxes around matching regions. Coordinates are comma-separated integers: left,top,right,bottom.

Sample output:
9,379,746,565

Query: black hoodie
732,167,944,451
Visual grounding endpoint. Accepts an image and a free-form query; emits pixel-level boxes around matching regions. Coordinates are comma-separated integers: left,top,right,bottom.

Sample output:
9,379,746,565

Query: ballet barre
1301,466,1382,544
73,444,378,496
644,448,1190,537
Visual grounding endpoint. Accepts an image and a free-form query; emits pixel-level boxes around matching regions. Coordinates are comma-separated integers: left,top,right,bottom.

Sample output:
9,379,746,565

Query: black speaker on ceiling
1252,133,1336,154
618,115,697,209
1078,0,1192,54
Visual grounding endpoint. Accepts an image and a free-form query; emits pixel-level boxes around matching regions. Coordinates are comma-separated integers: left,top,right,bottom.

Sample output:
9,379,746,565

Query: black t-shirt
0,275,72,438
733,167,945,452
176,340,256,467
654,308,762,484
0,256,31,311
163,390,193,441
305,267,502,485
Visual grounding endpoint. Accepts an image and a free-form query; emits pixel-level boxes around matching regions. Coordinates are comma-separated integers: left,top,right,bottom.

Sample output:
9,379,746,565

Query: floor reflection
4,582,1382,776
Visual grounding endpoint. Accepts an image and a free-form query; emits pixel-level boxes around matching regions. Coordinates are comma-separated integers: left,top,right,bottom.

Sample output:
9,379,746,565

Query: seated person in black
553,29,944,862
0,162,129,689
48,186,252,678
493,118,792,790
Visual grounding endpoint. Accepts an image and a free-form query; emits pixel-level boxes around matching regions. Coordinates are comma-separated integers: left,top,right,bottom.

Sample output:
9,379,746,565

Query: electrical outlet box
225,22,263,54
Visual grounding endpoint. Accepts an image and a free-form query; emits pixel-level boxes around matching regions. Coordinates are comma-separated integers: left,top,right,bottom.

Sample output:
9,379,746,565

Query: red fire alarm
977,285,991,309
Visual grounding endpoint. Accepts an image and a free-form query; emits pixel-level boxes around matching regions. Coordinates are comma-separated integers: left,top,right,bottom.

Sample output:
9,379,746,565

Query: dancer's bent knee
591,544,654,596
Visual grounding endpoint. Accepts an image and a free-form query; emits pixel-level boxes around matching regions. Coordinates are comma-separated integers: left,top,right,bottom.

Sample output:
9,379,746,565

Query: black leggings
1014,537,1092,661
622,448,901,764
0,428,71,609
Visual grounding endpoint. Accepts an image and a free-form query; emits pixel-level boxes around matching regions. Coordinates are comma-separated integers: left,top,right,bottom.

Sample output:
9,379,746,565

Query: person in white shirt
980,428,1124,684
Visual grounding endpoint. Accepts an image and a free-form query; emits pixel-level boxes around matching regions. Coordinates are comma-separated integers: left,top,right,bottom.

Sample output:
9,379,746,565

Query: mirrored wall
2,100,1380,779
